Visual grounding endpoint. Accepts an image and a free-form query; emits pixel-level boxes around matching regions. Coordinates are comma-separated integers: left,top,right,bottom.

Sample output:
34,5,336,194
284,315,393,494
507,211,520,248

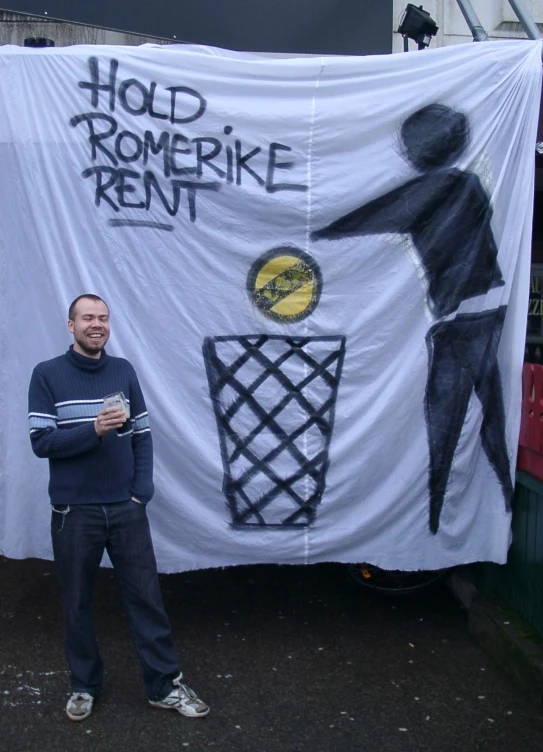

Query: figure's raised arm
311,180,418,242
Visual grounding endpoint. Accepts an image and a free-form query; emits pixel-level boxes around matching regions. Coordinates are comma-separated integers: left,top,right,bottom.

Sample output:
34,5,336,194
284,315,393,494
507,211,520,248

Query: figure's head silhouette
401,104,469,172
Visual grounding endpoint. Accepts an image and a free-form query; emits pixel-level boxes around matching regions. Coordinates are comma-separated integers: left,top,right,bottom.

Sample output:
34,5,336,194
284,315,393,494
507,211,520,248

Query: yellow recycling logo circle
247,246,322,323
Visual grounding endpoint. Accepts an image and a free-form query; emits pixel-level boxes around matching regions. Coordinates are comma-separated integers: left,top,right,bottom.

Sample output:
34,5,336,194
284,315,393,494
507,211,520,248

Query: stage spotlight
398,4,439,50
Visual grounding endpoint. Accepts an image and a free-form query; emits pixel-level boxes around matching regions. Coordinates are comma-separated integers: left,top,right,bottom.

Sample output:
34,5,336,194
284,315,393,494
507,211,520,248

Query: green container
477,471,543,640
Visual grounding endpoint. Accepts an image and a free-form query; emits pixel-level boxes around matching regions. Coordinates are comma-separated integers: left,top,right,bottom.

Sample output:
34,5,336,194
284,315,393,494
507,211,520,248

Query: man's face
68,298,110,358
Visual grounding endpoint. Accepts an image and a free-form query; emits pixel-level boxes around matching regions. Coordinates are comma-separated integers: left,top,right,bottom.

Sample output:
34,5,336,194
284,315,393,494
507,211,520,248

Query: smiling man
27,294,209,722
68,294,111,356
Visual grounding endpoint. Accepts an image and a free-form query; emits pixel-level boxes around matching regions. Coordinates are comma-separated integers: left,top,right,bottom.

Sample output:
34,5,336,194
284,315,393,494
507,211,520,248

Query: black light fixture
24,37,55,48
398,4,439,51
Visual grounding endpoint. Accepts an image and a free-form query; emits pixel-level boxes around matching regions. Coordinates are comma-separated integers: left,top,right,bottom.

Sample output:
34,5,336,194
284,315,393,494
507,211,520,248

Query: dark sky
2,1,394,54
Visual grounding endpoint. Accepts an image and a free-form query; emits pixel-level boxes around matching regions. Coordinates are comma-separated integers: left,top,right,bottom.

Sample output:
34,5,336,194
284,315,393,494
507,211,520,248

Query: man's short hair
68,294,109,322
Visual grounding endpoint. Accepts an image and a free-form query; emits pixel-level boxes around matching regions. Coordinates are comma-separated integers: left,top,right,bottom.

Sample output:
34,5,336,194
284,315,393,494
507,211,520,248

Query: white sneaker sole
66,710,92,721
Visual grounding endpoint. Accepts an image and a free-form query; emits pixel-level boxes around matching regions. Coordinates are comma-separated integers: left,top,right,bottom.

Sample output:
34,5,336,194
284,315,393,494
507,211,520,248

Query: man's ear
67,319,75,334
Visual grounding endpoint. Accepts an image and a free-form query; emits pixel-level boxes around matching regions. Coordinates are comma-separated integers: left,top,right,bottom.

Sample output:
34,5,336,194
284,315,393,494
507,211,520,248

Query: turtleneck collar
66,345,109,371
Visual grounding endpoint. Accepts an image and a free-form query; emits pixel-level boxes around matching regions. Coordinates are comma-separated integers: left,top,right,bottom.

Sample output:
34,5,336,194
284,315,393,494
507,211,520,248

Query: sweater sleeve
128,369,154,504
28,367,101,459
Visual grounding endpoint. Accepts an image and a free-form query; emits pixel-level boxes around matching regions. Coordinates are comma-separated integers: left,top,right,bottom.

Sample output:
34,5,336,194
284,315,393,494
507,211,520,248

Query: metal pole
455,0,488,42
507,0,542,40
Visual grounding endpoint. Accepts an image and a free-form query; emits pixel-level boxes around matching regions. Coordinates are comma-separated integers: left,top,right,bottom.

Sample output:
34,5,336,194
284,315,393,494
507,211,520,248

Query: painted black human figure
311,104,514,533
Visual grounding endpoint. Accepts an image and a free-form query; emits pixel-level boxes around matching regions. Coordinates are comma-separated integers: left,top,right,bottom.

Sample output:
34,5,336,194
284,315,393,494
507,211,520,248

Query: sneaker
66,692,94,721
149,676,210,718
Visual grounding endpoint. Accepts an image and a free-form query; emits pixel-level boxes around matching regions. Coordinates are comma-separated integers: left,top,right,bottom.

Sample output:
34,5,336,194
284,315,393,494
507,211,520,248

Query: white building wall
392,0,543,53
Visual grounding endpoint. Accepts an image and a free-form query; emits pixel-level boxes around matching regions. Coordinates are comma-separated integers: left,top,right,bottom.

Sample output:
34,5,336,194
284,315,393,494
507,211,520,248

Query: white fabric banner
0,40,541,572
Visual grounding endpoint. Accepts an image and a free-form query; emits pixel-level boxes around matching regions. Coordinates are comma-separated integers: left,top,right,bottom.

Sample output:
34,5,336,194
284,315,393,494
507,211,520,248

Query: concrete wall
0,10,167,47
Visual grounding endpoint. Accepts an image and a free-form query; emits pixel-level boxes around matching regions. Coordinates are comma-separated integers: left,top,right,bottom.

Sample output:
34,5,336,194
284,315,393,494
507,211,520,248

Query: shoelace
68,693,92,710
174,685,198,702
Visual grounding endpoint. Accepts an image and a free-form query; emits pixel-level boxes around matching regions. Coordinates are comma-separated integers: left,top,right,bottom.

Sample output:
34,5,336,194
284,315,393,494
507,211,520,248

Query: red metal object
517,363,543,480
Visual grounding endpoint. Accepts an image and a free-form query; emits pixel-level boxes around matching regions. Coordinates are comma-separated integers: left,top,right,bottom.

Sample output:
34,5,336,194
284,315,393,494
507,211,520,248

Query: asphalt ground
1,556,543,752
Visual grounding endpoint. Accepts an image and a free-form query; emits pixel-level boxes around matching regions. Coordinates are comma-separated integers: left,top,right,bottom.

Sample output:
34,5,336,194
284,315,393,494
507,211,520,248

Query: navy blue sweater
28,347,154,505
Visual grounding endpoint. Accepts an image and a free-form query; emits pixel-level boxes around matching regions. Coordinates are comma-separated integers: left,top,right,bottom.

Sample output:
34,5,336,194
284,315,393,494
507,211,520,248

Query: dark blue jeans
51,500,179,701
